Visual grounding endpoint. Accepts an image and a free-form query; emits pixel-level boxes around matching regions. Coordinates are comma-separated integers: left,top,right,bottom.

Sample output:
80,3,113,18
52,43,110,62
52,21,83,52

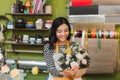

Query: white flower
66,54,71,65
75,53,83,61
65,61,70,65
81,59,87,65
72,46,78,51
10,69,26,80
70,61,79,68
10,68,20,78
1,65,10,73
57,61,64,65
83,51,89,57
0,52,3,60
79,47,82,51
66,54,71,61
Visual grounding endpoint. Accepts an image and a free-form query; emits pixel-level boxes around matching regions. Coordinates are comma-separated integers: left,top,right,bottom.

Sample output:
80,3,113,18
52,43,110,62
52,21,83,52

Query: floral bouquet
0,65,26,80
0,49,26,80
10,68,26,80
57,43,90,78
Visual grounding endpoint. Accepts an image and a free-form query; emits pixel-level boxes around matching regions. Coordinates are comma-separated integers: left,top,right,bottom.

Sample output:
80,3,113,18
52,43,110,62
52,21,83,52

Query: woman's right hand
60,67,76,77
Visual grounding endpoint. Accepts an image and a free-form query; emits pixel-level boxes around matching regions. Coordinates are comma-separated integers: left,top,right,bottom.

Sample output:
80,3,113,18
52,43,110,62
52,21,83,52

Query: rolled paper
81,30,85,48
79,31,82,37
76,30,80,37
74,31,77,36
104,31,106,39
105,16,120,22
69,5,98,15
68,15,105,22
110,31,114,38
92,0,120,5
91,31,96,38
99,5,120,14
72,0,92,6
98,30,102,38
99,5,120,22
105,31,108,38
114,31,118,38
101,31,104,38
88,31,91,38
107,31,110,38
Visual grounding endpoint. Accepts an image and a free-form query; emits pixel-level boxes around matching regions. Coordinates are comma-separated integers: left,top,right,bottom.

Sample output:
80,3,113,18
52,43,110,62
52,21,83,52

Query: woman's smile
56,24,69,42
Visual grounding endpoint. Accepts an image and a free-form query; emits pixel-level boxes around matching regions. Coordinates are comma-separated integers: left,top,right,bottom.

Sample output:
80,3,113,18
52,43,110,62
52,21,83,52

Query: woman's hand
71,64,79,74
59,62,80,77
70,62,80,74
59,67,76,77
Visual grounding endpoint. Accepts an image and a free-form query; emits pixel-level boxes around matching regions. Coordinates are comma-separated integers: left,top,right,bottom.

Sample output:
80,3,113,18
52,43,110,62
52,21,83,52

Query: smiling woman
43,17,90,80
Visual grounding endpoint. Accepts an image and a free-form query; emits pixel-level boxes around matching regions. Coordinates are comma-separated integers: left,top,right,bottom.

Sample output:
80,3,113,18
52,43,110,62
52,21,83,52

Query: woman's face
56,24,69,42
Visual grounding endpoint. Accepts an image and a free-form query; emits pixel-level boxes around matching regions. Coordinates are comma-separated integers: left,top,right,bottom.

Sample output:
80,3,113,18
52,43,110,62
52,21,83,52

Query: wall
0,0,68,60
1,0,120,80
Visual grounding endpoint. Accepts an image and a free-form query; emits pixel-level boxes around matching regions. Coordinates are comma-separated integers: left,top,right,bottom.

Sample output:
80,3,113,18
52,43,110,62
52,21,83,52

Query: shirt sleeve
43,43,62,77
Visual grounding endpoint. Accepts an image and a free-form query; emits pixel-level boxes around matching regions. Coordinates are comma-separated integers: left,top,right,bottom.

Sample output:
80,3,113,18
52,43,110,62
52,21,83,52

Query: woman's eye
65,30,69,32
57,29,69,33
57,30,62,33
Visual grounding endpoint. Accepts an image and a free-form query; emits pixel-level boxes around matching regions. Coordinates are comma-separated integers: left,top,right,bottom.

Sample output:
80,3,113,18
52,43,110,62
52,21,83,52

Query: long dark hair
48,17,71,49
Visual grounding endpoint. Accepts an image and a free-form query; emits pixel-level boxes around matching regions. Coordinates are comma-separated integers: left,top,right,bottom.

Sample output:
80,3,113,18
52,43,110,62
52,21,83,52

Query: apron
47,45,85,80
47,47,73,80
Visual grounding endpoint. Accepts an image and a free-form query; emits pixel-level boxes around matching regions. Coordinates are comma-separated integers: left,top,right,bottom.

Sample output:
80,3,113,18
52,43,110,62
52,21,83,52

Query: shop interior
0,0,120,80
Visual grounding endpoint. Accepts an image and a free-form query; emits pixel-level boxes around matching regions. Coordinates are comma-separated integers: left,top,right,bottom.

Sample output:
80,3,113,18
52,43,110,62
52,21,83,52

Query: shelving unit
4,13,51,54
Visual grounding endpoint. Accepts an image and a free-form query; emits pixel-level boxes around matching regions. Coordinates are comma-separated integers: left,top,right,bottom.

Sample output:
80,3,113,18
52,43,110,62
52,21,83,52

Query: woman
43,17,90,80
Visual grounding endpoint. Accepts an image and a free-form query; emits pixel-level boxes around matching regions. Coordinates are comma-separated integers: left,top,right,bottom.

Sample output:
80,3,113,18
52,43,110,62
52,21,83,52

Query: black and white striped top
43,43,61,77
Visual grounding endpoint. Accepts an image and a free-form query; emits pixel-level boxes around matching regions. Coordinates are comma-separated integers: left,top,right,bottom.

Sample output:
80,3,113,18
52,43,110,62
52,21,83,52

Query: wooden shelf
7,28,49,31
4,41,44,46
5,13,52,16
6,49,43,53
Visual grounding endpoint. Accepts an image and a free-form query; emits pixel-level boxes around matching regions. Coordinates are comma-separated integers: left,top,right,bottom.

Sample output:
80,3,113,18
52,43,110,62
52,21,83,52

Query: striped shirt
43,43,61,77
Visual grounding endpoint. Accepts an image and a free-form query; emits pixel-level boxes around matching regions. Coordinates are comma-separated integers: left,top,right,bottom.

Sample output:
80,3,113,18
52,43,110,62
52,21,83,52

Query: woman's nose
61,31,66,35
